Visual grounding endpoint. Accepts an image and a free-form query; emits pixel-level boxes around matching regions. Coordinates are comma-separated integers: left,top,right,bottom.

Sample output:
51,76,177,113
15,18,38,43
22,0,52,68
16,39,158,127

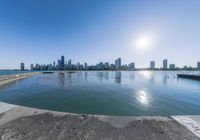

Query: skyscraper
84,62,88,70
76,62,80,70
163,59,168,69
53,62,56,68
20,63,25,71
197,62,200,70
68,59,72,70
61,56,65,70
115,58,121,70
30,64,34,70
150,61,155,69
57,60,61,70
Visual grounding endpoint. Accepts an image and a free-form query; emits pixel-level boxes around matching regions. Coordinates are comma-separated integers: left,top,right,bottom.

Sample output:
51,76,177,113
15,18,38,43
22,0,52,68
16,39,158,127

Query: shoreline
0,72,200,139
0,72,41,86
0,102,199,140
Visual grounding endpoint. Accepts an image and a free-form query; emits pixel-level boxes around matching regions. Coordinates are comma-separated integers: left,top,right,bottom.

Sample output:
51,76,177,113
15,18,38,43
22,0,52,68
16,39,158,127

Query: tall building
68,59,72,70
110,64,115,70
128,63,135,70
197,62,200,70
57,60,61,70
150,61,155,69
53,62,56,68
61,56,65,69
76,62,80,70
115,58,121,70
163,59,168,69
169,64,175,70
20,63,25,71
99,62,104,70
104,62,109,70
30,64,34,70
84,62,88,70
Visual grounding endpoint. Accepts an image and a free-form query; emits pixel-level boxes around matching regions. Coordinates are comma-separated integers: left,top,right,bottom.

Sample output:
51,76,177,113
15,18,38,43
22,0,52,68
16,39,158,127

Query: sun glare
137,90,149,105
133,35,154,50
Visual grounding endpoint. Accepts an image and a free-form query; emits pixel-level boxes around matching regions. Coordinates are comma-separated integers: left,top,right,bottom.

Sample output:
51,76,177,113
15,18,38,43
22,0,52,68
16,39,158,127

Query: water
0,70,30,76
0,71,200,116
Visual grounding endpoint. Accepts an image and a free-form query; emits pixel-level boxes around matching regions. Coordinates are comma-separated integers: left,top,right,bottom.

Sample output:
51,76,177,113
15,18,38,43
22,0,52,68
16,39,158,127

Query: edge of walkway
0,102,199,140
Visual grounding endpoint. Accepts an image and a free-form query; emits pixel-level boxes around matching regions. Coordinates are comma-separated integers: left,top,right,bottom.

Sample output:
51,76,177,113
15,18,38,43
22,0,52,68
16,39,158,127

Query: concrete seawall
0,72,40,86
0,102,199,140
177,74,200,81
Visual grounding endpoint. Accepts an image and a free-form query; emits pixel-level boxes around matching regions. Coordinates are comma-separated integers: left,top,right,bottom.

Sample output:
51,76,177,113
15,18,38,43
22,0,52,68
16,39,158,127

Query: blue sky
0,0,200,69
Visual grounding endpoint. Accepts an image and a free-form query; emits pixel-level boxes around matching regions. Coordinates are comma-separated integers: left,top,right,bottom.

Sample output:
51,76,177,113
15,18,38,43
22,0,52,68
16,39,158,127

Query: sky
0,0,200,69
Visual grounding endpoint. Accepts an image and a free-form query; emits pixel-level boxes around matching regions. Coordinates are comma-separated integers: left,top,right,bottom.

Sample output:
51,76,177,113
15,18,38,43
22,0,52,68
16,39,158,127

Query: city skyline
1,0,200,69
19,56,200,71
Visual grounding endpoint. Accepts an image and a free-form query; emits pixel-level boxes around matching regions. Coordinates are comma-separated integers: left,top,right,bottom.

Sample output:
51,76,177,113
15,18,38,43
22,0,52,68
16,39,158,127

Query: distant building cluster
28,56,135,71
20,56,200,71
150,59,176,70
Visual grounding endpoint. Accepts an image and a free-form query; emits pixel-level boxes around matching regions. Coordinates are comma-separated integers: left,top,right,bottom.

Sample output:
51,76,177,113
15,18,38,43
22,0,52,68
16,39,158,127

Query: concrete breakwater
0,72,40,86
0,102,199,140
177,74,200,81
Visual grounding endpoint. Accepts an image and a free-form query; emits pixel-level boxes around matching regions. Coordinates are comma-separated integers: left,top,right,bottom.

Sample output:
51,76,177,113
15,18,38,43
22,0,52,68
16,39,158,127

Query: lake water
0,71,200,116
0,70,30,76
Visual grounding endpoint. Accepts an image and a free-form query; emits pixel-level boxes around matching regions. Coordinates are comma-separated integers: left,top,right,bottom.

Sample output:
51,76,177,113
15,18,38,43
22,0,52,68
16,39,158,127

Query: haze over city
1,0,200,69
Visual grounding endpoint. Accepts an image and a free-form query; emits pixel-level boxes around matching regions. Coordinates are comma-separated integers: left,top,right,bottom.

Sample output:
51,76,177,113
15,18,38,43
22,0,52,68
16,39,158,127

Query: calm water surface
0,71,200,116
0,70,30,76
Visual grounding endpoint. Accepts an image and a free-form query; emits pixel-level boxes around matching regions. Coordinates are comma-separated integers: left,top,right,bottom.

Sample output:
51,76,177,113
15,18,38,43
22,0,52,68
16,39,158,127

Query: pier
177,73,200,81
0,72,40,86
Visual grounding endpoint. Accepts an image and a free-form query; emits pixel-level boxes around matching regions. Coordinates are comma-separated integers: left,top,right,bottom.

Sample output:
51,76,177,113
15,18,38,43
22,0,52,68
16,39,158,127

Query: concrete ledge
172,116,200,138
0,102,199,140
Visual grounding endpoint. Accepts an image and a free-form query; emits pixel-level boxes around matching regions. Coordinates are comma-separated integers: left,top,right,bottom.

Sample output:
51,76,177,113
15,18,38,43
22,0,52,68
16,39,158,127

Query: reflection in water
115,71,122,84
66,72,72,87
163,74,168,85
150,73,155,83
97,72,104,81
95,71,110,81
137,90,149,105
129,72,135,81
57,72,65,87
84,72,88,82
104,72,109,81
139,71,151,79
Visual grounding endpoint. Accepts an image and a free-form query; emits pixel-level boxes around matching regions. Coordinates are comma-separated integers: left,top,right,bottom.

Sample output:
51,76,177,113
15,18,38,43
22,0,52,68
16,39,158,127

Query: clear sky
0,0,200,69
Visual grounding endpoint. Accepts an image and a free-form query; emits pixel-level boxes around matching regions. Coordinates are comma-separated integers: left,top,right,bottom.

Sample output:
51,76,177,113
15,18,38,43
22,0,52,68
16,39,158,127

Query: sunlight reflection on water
136,90,149,105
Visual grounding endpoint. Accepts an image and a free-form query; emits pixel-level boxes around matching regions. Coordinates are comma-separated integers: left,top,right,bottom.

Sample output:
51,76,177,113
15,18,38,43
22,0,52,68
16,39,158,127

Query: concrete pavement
0,102,199,140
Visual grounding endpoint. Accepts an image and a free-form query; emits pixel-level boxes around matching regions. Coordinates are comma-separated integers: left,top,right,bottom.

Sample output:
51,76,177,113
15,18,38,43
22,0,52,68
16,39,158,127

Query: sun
133,35,154,50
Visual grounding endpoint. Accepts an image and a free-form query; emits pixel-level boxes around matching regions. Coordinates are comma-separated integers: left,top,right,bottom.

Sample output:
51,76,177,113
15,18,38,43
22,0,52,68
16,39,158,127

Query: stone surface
172,116,200,138
0,102,199,140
